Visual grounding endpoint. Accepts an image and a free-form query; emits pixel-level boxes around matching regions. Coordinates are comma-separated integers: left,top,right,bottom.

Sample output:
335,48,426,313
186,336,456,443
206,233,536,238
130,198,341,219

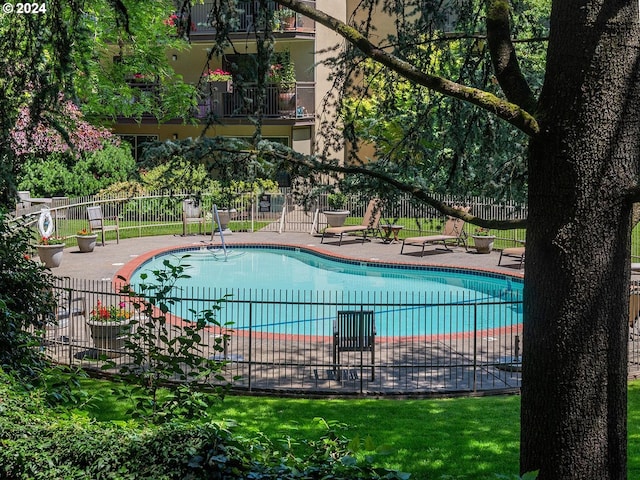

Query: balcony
196,82,315,121
190,1,315,35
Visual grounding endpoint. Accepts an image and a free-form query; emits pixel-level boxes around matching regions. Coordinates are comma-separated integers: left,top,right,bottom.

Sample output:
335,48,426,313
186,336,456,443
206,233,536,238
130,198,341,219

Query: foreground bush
0,213,56,379
0,371,407,479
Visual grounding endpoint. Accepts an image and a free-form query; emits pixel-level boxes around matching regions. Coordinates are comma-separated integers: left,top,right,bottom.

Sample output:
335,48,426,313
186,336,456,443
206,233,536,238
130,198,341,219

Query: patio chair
48,295,89,345
321,199,382,246
400,206,470,256
333,310,376,380
87,205,120,246
498,243,526,269
182,199,205,236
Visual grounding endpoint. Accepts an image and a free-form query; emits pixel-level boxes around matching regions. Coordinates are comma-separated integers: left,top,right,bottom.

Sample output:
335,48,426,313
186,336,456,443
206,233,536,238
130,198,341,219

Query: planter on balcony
280,14,296,30
278,91,296,115
210,80,233,93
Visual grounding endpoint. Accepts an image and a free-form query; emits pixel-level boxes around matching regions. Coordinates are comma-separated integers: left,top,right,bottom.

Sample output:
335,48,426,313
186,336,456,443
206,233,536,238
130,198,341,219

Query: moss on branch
275,0,539,136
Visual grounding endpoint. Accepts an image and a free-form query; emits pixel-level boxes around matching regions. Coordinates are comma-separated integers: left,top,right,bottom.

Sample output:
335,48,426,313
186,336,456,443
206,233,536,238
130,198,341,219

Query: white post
278,195,288,234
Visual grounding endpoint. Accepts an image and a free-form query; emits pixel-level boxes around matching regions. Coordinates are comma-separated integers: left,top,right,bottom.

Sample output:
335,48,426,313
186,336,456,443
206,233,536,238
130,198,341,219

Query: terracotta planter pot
278,91,296,115
36,244,65,268
76,235,97,253
280,15,296,30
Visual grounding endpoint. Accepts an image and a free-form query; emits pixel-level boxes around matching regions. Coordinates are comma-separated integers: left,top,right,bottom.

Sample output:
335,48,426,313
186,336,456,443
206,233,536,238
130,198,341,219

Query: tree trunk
521,1,640,477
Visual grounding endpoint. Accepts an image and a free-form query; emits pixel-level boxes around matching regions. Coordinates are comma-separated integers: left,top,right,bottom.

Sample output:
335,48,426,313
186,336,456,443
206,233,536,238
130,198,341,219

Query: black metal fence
43,276,526,395
40,271,640,396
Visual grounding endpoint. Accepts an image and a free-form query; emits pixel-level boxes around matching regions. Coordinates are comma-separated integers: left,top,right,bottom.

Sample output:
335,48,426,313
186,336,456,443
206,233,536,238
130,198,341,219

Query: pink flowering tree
11,97,138,197
11,99,117,158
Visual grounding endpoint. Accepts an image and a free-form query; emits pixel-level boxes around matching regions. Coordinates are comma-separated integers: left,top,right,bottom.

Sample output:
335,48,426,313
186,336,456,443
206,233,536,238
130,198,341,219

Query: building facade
112,1,346,164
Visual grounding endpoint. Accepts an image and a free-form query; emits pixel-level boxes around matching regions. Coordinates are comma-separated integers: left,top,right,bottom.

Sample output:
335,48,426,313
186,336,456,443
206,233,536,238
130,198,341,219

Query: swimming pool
128,246,523,337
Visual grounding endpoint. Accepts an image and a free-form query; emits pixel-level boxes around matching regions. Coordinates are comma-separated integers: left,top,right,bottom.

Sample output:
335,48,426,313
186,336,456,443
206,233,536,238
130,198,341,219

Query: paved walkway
53,230,526,282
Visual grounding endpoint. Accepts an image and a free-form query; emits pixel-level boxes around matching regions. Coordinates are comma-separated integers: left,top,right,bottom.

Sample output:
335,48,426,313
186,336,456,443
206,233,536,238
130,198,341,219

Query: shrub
17,144,136,197
69,144,137,195
0,369,408,479
99,258,237,425
0,213,56,378
16,154,74,197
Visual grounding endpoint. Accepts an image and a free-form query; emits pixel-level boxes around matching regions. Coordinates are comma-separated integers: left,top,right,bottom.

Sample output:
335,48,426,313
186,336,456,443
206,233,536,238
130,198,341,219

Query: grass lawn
77,378,640,479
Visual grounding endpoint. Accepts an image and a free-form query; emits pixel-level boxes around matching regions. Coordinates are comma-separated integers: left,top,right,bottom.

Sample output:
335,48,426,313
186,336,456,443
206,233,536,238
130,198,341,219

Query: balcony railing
191,1,316,34
196,82,315,120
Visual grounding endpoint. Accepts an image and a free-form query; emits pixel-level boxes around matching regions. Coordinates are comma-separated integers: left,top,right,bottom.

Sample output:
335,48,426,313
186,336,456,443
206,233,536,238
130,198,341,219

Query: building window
118,135,159,162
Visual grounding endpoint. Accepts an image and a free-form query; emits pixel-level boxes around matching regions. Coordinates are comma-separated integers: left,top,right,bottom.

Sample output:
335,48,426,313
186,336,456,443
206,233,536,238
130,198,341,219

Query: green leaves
0,213,56,380
109,256,233,424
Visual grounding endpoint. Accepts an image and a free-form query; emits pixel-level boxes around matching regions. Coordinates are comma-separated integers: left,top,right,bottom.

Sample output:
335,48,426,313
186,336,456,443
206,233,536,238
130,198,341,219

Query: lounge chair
182,199,205,236
498,243,526,269
321,199,382,246
87,205,120,246
630,288,640,339
400,206,470,256
333,310,376,380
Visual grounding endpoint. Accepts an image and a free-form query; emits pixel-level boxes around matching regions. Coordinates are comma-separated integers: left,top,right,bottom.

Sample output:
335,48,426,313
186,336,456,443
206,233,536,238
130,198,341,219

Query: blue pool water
129,246,523,336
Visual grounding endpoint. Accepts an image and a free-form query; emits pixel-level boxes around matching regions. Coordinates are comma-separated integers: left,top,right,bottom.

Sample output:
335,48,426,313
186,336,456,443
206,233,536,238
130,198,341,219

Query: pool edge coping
115,241,526,289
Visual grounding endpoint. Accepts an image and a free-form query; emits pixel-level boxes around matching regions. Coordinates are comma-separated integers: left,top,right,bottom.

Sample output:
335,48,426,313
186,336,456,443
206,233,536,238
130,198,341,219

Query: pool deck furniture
182,199,206,236
333,310,376,381
87,205,120,246
380,224,404,244
400,206,470,256
15,191,52,216
321,199,382,246
498,244,526,269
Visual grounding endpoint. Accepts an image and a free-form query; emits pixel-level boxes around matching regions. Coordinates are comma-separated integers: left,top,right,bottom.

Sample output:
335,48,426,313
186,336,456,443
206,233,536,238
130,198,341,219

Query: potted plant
76,228,97,253
323,192,350,227
202,68,233,92
86,300,132,358
211,188,237,234
269,53,296,114
36,235,66,268
472,228,496,254
128,73,154,84
274,7,296,30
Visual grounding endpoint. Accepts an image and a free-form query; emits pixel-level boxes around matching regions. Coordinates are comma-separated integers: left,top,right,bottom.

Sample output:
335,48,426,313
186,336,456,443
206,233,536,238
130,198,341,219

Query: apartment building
112,1,347,163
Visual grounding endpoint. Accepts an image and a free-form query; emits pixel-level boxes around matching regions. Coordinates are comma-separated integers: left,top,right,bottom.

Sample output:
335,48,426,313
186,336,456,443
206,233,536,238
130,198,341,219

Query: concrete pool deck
53,230,526,282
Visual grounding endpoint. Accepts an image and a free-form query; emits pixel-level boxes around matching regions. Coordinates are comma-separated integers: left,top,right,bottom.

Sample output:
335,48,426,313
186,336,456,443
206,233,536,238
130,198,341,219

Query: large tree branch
486,0,537,112
275,0,539,137
276,149,528,229
154,137,528,228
